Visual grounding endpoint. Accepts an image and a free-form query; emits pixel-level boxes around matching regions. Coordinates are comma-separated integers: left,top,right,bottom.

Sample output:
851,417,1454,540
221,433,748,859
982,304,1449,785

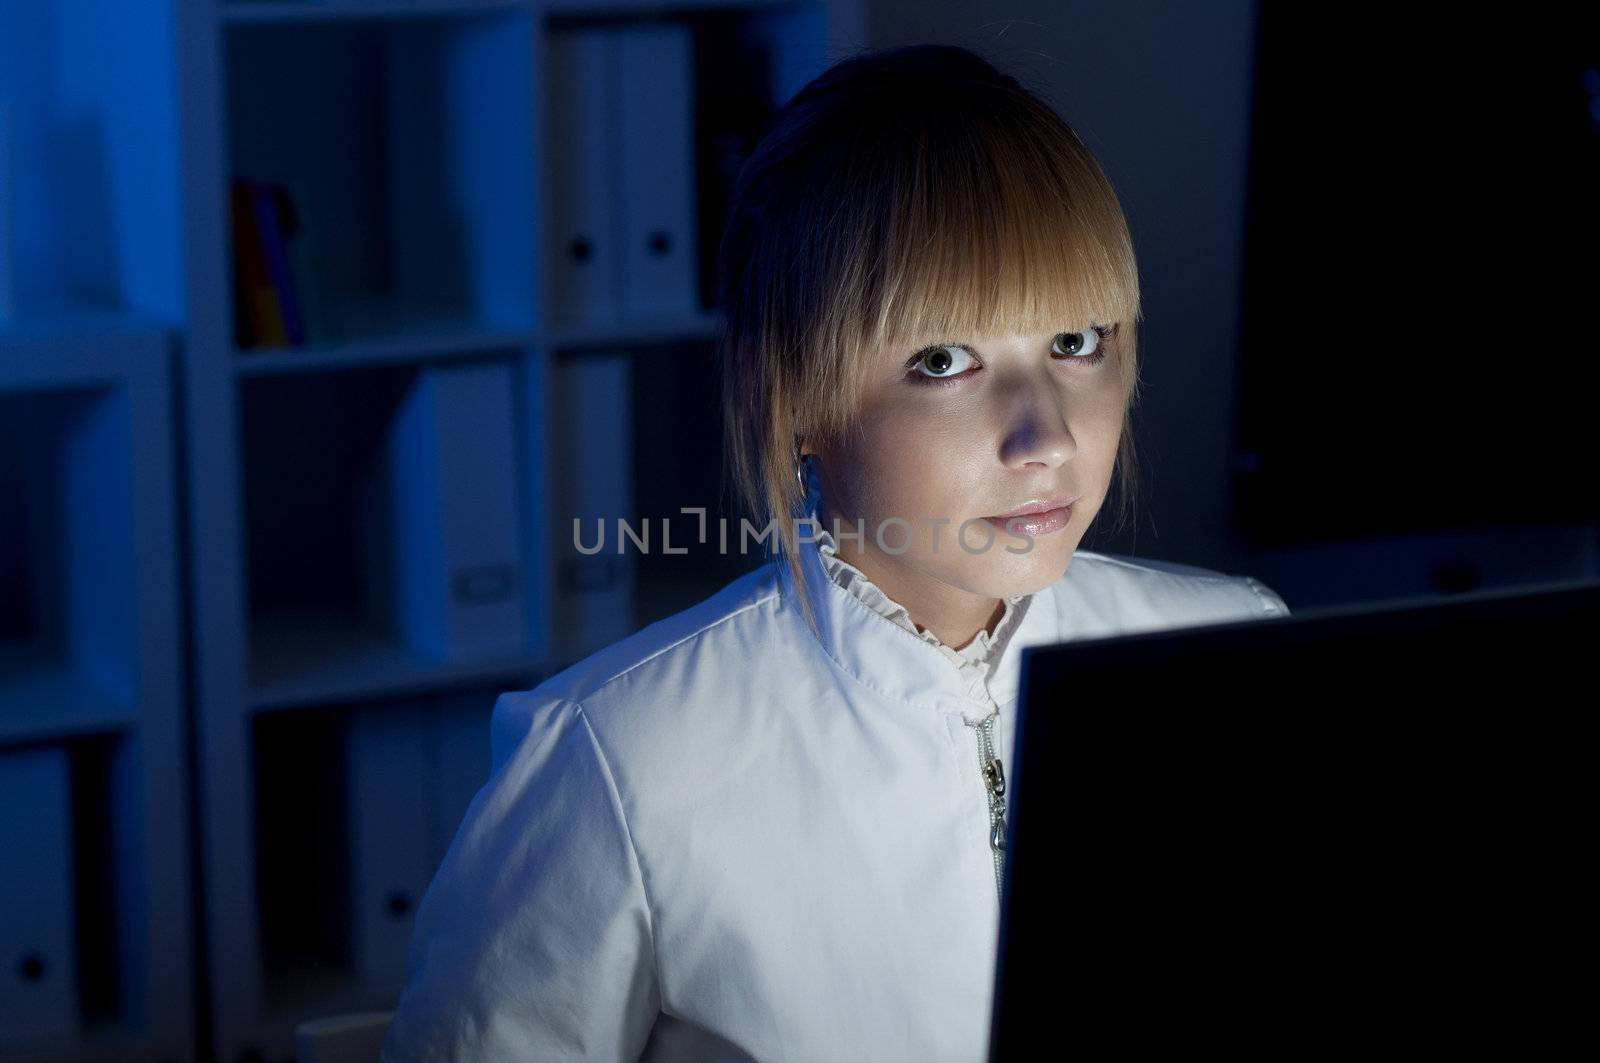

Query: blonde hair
717,44,1145,634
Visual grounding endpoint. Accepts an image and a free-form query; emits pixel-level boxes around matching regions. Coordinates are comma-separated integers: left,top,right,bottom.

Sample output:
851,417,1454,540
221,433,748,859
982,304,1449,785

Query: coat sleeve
380,692,661,1061
1242,575,1292,618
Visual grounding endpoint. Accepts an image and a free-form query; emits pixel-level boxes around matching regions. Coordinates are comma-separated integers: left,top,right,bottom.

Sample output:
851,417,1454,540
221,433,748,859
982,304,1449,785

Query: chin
975,543,1073,599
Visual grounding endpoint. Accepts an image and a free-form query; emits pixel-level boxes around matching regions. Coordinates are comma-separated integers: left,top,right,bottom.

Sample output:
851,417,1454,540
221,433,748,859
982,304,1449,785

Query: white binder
616,22,698,317
378,361,526,662
546,27,619,323
552,351,636,659
345,703,434,987
0,745,79,1045
427,692,494,865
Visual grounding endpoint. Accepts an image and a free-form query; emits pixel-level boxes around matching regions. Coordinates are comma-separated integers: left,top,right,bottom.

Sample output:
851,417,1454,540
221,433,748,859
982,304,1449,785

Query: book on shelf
230,178,286,349
230,177,328,350
0,745,78,1043
345,701,434,987
252,183,304,346
547,23,699,324
358,361,528,662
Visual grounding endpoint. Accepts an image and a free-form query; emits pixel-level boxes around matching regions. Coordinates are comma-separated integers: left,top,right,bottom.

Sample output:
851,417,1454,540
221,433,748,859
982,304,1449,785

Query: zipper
970,711,1007,902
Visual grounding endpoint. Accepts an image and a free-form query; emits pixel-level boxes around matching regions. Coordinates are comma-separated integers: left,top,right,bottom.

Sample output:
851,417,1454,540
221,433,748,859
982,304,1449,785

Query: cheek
845,408,980,519
1065,381,1126,454
1092,399,1129,467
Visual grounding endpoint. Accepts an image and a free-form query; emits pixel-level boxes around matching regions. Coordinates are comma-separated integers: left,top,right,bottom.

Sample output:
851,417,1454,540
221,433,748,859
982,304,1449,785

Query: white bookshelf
1,0,865,1056
170,1,866,1061
0,312,192,1062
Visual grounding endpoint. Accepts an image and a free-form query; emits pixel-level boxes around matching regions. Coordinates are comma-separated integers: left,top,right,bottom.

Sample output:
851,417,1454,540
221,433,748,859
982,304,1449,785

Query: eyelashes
904,325,1117,386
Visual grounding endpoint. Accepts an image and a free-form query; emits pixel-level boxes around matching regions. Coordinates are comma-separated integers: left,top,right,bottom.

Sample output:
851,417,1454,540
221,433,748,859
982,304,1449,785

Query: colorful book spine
230,178,287,348
253,182,305,346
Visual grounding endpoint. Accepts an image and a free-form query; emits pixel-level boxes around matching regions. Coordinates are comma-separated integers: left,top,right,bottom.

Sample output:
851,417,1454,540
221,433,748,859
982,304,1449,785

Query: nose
998,400,1074,470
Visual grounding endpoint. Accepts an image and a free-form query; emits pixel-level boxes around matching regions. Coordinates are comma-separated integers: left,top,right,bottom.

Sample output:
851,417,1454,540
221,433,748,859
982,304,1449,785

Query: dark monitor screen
990,580,1597,1057
1234,8,1600,547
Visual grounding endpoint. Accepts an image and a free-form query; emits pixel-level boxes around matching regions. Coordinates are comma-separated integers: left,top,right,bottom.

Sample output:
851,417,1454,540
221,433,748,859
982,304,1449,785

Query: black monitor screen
1234,9,1600,548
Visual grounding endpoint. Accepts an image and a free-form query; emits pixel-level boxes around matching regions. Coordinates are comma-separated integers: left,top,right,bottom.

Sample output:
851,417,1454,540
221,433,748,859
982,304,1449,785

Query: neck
819,505,1006,651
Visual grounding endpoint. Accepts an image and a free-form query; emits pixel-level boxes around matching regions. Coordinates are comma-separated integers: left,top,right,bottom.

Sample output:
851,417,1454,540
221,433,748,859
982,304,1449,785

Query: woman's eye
911,344,976,379
1051,326,1111,360
907,326,1115,384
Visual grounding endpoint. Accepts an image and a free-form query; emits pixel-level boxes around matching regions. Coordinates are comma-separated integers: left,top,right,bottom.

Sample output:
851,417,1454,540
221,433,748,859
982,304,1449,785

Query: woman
382,43,1289,1062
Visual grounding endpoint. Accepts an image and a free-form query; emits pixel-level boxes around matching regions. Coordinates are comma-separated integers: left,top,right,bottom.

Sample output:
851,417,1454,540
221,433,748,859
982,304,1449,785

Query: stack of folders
546,22,699,323
358,361,527,664
0,746,79,1049
345,695,494,987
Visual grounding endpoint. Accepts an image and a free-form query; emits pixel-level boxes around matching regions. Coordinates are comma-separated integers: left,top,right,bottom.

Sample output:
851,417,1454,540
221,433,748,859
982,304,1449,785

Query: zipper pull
985,756,1008,852
983,756,1005,799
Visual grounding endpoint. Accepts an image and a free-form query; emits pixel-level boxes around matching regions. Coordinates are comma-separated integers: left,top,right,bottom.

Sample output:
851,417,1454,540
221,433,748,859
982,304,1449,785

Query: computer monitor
990,579,1597,1058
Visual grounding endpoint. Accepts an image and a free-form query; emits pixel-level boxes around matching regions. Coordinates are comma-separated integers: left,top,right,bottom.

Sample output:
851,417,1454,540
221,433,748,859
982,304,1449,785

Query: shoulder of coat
1069,549,1240,583
535,562,784,706
1056,549,1284,624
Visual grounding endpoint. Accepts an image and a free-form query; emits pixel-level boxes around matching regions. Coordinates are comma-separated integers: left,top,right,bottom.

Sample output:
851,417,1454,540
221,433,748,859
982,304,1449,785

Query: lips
984,495,1079,520
981,495,1080,538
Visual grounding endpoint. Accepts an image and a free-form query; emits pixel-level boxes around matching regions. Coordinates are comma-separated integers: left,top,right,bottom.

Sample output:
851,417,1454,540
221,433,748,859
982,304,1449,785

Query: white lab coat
380,532,1290,1062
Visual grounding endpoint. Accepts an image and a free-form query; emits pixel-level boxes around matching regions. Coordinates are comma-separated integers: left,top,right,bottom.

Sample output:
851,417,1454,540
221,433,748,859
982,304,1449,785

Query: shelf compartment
0,386,140,741
542,3,827,325
225,8,534,350
625,338,763,622
0,734,138,1056
548,340,760,663
242,359,534,701
0,6,184,323
252,690,499,1021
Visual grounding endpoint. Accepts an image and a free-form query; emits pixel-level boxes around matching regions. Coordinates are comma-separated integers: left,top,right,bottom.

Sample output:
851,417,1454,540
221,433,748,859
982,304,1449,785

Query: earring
794,447,810,492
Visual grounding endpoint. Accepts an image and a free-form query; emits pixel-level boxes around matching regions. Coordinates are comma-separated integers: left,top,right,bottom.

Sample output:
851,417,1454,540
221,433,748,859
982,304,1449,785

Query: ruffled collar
809,522,1027,678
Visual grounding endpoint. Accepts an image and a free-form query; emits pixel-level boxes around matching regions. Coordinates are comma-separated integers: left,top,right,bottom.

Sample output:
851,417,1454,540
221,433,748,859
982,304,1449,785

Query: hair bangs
824,103,1142,409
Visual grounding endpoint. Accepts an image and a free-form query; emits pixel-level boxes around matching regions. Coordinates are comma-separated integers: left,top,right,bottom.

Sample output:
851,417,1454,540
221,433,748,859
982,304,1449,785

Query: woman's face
812,325,1126,618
